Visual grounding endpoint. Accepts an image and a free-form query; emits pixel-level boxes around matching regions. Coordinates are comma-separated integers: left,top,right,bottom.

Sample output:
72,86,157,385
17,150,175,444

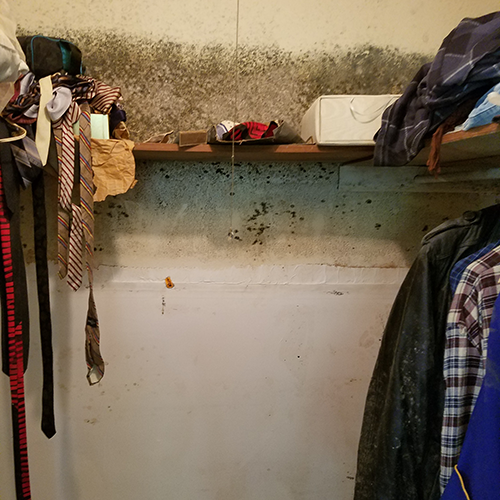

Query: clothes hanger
0,118,27,142
228,0,240,241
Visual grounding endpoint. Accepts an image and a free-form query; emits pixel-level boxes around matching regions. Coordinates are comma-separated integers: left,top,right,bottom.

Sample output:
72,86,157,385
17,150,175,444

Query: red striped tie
67,203,83,291
0,163,31,499
54,102,81,287
90,80,121,114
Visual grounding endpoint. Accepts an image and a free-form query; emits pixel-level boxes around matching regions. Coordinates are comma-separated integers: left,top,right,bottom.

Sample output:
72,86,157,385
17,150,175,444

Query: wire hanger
228,0,240,240
0,118,27,143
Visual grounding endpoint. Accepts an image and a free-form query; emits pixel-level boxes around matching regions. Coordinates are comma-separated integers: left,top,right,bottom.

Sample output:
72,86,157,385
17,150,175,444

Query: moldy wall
1,2,500,500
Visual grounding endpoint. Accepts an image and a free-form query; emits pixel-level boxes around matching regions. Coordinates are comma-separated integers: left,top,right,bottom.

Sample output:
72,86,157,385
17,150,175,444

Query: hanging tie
53,101,81,287
35,76,53,166
10,135,56,438
67,203,83,291
0,159,32,499
79,102,105,385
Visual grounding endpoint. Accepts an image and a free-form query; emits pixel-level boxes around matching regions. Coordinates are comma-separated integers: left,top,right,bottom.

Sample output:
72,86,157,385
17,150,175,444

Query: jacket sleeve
354,247,444,500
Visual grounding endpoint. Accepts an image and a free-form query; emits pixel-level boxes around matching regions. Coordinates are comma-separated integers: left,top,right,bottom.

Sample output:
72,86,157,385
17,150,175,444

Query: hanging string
228,0,240,240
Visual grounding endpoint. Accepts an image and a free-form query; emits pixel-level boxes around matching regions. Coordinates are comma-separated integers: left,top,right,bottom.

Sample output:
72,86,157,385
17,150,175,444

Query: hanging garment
0,122,32,499
354,205,500,500
440,247,500,489
52,100,80,282
449,241,500,294
0,122,29,376
31,169,55,438
440,292,500,500
79,102,105,385
3,72,120,126
9,129,55,438
3,72,95,124
374,11,500,166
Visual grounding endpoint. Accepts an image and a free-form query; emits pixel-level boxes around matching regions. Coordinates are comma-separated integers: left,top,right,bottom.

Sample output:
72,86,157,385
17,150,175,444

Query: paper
91,114,110,139
73,113,110,139
91,138,136,202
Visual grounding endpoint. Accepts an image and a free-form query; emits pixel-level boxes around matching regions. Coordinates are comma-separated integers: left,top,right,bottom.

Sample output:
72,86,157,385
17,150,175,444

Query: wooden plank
411,123,500,166
133,124,500,166
441,122,500,144
132,142,375,163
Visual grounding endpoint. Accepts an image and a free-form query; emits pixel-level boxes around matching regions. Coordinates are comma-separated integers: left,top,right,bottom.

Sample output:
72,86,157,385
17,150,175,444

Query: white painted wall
0,265,403,500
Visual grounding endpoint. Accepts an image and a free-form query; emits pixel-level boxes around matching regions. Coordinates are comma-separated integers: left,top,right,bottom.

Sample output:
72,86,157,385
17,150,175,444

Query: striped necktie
54,102,84,290
79,102,105,385
0,158,32,499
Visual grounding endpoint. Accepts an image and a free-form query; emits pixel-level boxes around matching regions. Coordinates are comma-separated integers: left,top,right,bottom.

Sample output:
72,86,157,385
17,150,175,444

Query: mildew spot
18,29,429,142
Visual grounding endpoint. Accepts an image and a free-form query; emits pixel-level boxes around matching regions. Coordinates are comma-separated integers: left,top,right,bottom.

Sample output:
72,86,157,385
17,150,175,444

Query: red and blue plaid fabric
222,121,277,141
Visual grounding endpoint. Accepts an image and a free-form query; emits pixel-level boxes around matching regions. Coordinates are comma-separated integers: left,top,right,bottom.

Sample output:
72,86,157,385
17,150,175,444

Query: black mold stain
245,202,273,245
247,202,270,222
17,29,430,142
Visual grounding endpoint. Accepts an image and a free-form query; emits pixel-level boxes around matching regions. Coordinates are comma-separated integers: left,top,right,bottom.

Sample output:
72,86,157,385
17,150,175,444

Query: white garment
0,0,29,83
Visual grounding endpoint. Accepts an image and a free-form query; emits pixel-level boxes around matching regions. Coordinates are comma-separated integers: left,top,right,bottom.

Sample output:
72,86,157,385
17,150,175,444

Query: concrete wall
1,2,500,500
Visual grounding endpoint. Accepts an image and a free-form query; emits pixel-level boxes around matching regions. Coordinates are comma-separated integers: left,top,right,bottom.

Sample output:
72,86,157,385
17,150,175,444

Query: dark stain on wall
20,29,490,270
18,30,430,141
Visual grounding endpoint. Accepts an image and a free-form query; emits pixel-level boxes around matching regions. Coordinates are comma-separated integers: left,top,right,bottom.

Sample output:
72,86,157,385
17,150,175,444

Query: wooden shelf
132,142,374,163
133,123,500,167
411,122,500,167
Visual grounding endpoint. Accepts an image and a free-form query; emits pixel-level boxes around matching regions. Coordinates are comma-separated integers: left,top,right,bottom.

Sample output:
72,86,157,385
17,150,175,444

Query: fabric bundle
374,11,500,166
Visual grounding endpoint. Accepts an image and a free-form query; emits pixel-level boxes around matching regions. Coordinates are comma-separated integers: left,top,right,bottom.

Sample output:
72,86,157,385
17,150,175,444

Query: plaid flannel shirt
441,246,500,490
374,11,500,165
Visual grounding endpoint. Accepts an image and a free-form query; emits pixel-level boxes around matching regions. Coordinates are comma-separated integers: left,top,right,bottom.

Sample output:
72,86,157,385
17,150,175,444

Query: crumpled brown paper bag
91,138,136,202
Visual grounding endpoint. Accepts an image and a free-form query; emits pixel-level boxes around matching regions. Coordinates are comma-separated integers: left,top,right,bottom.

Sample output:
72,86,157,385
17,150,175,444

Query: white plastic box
300,94,400,145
